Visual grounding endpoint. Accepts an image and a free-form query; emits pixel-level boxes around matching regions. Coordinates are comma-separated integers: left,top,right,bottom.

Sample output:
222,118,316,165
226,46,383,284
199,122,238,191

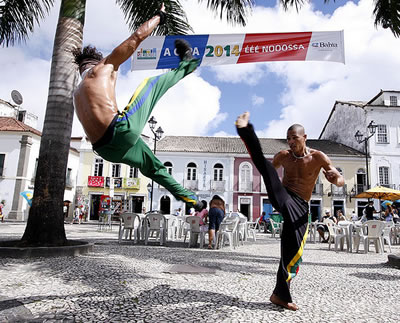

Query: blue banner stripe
156,35,209,69
117,75,162,122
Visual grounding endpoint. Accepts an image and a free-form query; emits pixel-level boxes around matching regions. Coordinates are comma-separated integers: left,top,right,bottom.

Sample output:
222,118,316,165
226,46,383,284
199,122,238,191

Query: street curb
387,254,400,269
0,240,94,258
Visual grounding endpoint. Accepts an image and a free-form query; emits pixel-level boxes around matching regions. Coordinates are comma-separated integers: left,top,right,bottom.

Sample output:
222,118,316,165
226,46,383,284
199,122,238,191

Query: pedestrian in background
208,195,225,249
0,200,5,222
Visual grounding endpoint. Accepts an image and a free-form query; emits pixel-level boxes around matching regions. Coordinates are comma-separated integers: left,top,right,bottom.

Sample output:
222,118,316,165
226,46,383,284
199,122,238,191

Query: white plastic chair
326,219,347,252
144,213,166,245
237,216,248,245
216,216,239,249
337,221,352,252
246,221,257,242
394,224,400,245
381,222,394,253
269,218,281,238
118,213,140,244
308,221,318,243
354,220,384,254
183,216,206,247
176,215,187,238
164,215,178,241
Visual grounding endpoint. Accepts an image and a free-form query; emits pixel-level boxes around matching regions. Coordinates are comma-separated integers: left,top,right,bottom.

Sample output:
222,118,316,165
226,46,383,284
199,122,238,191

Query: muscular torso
73,61,119,144
274,149,324,201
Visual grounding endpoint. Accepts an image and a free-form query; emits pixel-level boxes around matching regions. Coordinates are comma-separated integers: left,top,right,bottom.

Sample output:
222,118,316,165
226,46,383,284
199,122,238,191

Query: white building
154,136,234,215
155,135,364,220
0,99,80,221
319,89,400,212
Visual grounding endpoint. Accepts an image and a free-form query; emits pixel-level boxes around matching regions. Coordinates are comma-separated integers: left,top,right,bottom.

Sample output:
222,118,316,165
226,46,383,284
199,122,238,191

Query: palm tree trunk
21,0,86,246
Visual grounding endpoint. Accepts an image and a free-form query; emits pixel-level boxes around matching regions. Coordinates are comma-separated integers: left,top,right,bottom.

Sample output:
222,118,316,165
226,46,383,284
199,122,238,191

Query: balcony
330,184,347,197
184,179,198,191
355,184,368,195
65,178,74,189
211,180,225,192
239,182,253,192
312,183,323,196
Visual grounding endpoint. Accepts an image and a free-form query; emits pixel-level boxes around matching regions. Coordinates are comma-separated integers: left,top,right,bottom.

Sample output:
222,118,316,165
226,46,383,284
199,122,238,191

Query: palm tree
280,0,400,38
0,0,255,246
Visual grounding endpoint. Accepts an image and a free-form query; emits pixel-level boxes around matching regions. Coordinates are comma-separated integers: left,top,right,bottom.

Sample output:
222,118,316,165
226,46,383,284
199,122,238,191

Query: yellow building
71,136,151,221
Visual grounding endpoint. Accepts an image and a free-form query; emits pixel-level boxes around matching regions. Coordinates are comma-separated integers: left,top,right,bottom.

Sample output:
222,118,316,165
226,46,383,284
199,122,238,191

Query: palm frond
279,0,306,11
115,0,192,35
0,0,55,47
199,0,255,26
373,0,400,37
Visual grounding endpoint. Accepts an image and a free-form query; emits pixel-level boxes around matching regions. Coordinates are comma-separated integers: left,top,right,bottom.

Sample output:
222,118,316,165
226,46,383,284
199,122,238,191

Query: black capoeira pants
237,123,309,303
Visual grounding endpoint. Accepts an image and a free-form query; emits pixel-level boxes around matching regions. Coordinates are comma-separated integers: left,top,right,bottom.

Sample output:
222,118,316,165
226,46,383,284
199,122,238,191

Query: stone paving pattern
0,223,399,323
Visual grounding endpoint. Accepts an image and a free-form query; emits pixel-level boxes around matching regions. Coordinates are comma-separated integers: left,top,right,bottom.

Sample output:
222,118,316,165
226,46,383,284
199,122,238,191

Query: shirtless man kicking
72,4,202,209
236,111,344,310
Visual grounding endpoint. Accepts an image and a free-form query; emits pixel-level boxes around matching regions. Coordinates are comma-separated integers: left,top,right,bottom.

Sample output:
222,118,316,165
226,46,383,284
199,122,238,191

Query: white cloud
210,63,267,85
252,94,265,106
116,69,222,137
1,0,399,143
0,0,225,137
257,0,400,138
212,130,236,137
184,0,400,139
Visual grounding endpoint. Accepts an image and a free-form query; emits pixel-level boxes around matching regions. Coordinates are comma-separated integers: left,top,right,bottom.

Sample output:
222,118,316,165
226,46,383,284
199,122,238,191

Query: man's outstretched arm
105,3,165,70
321,152,345,187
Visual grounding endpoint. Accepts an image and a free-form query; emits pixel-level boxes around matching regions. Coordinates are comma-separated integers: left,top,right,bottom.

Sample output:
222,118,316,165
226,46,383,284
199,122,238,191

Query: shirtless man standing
72,5,202,209
236,111,344,310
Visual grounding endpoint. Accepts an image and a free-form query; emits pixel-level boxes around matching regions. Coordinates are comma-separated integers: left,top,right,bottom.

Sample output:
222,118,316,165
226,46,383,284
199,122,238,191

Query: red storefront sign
88,176,104,187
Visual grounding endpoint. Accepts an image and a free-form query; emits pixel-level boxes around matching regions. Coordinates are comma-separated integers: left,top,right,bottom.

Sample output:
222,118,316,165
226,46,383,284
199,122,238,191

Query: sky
1,0,400,140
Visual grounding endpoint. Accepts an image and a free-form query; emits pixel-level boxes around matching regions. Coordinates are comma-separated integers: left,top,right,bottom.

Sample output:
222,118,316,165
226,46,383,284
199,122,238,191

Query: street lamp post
354,120,378,190
148,116,164,211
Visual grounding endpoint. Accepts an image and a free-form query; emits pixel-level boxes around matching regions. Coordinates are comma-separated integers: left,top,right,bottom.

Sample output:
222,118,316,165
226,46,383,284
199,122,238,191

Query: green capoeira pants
93,59,200,205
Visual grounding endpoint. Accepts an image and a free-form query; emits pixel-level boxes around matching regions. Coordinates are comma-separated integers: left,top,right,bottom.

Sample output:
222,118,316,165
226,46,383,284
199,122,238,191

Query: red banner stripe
238,32,312,63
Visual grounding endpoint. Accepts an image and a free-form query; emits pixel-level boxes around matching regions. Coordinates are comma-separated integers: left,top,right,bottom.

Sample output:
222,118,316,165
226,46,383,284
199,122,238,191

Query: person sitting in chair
317,210,336,242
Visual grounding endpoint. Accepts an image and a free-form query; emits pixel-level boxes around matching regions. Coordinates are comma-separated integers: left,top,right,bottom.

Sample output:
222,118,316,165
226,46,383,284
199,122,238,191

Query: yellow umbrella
354,185,400,200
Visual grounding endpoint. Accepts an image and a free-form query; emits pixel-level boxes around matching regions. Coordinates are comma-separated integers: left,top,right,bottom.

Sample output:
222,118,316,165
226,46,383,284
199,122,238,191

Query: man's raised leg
122,138,201,207
117,40,199,138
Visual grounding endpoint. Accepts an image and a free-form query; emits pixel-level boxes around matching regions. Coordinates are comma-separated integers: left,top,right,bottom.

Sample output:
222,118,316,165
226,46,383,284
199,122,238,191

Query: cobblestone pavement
0,222,399,323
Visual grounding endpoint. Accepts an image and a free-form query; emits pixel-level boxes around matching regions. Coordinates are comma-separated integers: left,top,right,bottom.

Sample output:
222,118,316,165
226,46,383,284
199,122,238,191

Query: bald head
288,124,305,135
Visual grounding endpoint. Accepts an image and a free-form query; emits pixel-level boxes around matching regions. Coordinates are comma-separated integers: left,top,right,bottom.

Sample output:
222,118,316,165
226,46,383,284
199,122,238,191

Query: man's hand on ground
235,111,250,128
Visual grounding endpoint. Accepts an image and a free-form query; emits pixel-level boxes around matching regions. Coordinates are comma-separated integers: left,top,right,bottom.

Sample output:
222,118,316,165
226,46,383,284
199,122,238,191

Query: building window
164,161,173,175
377,124,388,143
94,158,103,176
112,163,121,177
186,162,197,180
129,166,138,178
390,96,398,106
379,166,389,186
66,168,72,186
0,154,5,176
239,162,252,191
213,163,223,181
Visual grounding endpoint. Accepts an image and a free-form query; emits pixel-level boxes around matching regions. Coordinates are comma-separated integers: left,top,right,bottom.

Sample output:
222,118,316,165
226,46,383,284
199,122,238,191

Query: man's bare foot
270,294,299,311
235,111,250,128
